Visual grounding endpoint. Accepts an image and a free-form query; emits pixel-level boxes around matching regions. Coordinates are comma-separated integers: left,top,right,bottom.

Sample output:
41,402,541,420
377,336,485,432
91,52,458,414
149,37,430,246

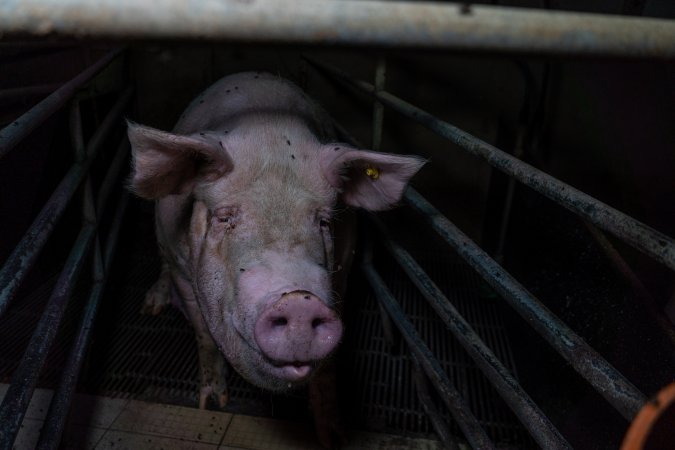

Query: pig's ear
320,145,425,211
127,122,232,199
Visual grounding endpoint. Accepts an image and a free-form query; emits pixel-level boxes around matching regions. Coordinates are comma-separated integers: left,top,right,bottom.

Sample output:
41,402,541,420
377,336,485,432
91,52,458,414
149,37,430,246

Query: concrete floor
2,384,444,449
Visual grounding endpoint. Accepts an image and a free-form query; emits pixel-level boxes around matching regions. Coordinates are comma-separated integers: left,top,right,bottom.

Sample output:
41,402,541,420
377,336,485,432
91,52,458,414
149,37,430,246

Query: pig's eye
213,206,239,232
319,218,331,229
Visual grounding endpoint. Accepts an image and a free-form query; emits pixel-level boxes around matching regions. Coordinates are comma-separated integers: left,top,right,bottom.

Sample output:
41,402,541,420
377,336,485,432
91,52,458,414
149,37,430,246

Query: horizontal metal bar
0,87,133,318
361,262,498,450
305,57,675,272
368,215,571,449
402,187,647,420
0,223,96,450
0,48,122,159
37,193,129,450
2,1,675,58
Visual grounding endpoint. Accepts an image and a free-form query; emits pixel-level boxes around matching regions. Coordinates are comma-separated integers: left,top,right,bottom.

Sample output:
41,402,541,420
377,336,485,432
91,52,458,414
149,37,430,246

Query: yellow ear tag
365,166,380,180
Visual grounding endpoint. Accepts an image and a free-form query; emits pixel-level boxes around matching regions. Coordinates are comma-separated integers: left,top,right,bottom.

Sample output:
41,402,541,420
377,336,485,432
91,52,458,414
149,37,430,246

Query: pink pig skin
127,72,424,446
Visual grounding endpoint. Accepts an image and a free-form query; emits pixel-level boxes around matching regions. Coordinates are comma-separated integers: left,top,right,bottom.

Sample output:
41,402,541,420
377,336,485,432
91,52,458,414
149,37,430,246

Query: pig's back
173,72,333,140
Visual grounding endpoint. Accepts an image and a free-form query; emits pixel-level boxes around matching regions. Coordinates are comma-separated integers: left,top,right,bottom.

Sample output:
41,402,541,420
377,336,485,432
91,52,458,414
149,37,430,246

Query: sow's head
127,119,424,391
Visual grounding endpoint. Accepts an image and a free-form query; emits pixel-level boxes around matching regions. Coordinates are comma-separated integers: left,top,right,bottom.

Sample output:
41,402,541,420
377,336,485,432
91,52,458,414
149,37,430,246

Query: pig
127,72,424,445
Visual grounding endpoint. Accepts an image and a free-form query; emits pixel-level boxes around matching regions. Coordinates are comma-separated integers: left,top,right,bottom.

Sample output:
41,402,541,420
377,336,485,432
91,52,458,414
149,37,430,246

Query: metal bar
372,57,386,152
2,1,675,58
369,58,399,348
494,126,527,263
96,140,130,222
368,215,571,448
0,48,122,158
0,87,133,318
36,193,129,450
362,263,499,450
305,57,675,272
402,187,647,420
0,223,96,450
411,357,460,450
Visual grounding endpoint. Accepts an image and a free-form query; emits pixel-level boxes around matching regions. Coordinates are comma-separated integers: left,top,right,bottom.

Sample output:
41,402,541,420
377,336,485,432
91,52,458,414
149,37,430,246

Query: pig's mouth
269,360,315,382
227,320,318,387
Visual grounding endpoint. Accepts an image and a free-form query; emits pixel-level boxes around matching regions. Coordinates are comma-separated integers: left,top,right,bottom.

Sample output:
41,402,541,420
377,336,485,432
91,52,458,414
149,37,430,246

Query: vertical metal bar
0,48,122,159
304,58,675,272
369,58,398,348
69,101,97,225
494,126,526,263
372,57,386,152
368,215,571,449
36,193,129,450
0,87,133,318
96,140,130,221
403,187,647,420
0,224,96,450
362,262,499,450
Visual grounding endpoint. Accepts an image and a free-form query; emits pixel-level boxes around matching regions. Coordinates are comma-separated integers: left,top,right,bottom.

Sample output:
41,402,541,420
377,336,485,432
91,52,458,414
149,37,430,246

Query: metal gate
1,2,674,449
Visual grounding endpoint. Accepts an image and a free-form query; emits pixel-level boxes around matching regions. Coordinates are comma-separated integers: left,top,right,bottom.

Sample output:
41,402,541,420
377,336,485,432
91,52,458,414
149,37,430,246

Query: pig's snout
254,291,342,379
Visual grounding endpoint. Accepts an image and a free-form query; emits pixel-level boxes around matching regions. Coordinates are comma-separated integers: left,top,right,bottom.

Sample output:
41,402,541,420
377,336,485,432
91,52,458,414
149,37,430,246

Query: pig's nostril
255,293,343,367
271,317,288,327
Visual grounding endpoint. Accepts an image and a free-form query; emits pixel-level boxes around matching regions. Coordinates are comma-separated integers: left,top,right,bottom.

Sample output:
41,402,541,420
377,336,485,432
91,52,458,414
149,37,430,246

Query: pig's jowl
127,72,424,445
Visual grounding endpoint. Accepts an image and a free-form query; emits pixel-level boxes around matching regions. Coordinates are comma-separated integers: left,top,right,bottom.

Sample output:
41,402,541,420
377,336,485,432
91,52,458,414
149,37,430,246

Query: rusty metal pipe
0,49,122,158
401,187,647,420
305,58,675,272
362,262,500,450
0,87,133,318
2,1,675,58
